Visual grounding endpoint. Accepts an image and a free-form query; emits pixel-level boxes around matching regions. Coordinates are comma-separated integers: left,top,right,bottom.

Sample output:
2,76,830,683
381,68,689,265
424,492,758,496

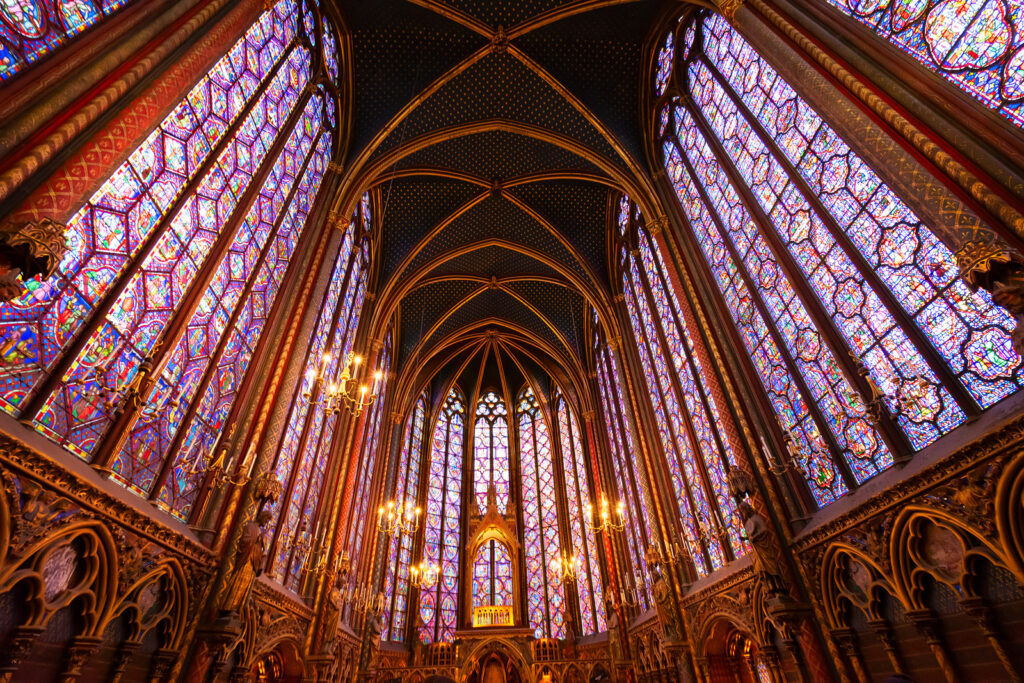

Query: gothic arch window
518,386,566,639
472,539,513,613
594,319,653,610
0,0,135,80
0,0,341,522
825,0,1023,128
618,196,746,577
382,392,427,642
473,390,510,512
655,10,1022,507
554,394,606,634
420,387,465,644
267,193,372,590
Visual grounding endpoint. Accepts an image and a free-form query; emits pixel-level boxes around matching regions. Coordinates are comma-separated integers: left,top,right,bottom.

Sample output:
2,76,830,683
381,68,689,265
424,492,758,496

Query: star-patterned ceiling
332,0,670,395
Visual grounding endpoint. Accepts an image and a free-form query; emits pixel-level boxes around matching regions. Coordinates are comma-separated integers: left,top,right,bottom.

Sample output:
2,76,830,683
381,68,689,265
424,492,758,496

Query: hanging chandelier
585,495,626,534
303,351,383,416
376,499,421,538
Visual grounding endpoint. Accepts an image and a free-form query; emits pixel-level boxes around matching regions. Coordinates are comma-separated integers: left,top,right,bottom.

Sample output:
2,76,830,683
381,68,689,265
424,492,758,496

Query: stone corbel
0,218,69,302
0,625,45,683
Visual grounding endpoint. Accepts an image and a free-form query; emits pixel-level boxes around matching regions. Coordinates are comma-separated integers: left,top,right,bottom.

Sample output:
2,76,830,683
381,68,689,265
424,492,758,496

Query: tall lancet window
825,0,1023,128
518,386,566,639
656,12,1022,507
382,394,427,642
618,196,746,577
0,0,136,80
471,391,513,615
555,394,606,634
420,388,465,644
0,0,340,521
594,316,652,611
474,391,510,511
266,193,371,589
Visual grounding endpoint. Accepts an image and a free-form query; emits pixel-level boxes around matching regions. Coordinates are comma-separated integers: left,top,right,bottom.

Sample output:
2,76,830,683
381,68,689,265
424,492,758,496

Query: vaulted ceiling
332,0,675,401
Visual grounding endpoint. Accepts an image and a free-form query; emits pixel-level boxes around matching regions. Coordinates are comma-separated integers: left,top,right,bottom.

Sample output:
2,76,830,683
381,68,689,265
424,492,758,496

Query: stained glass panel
700,14,1021,414
519,387,566,639
384,395,427,642
556,397,605,634
420,389,464,644
826,0,1023,127
473,391,509,512
0,1,299,418
0,0,139,80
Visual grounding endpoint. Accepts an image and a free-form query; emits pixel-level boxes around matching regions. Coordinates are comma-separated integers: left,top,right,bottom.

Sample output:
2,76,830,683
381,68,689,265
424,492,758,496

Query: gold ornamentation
0,218,69,301
954,241,1020,289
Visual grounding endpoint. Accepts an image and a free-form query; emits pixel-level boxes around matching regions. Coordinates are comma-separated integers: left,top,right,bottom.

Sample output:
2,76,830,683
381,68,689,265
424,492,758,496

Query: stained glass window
420,388,464,644
382,394,427,642
0,0,135,80
555,395,605,634
618,196,747,577
518,386,566,639
473,391,510,512
472,540,513,612
0,0,346,530
0,0,299,419
655,13,1022,507
266,195,371,589
826,0,1023,128
594,318,652,611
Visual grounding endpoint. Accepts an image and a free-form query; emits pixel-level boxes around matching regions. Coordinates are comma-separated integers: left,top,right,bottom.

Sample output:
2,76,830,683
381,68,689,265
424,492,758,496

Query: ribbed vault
331,0,676,402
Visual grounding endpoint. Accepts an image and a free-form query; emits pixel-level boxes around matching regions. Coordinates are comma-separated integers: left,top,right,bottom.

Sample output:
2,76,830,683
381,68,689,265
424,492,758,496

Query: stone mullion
684,93,912,460
700,53,979,416
17,37,303,424
741,0,1024,342
0,0,264,212
669,119,857,490
630,243,734,560
149,124,326,502
263,229,358,573
624,270,714,572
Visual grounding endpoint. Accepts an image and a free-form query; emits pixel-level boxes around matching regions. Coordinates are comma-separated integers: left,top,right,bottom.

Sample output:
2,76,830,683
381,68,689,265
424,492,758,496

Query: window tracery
618,196,747,576
0,0,341,525
594,325,652,610
420,387,464,644
825,0,1023,128
656,10,1022,508
0,0,134,80
474,390,510,512
518,386,566,639
555,395,605,634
